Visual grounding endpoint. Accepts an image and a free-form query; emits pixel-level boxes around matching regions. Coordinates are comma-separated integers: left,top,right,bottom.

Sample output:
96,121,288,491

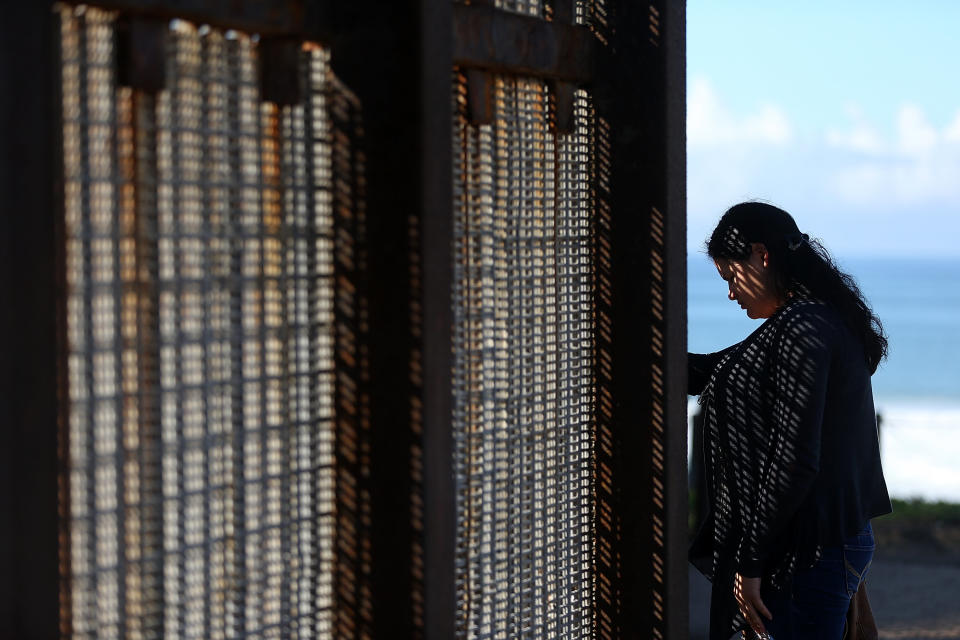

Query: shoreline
874,401,960,503
687,398,960,503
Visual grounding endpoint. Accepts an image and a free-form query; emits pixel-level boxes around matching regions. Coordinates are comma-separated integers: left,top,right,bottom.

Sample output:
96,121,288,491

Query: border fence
0,1,686,637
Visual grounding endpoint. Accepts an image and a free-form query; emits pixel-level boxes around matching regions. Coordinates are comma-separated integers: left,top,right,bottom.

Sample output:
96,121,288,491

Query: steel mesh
59,7,362,638
452,73,596,639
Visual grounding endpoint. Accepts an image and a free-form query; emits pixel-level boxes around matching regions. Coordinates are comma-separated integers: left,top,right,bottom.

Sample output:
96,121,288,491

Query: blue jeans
757,522,875,640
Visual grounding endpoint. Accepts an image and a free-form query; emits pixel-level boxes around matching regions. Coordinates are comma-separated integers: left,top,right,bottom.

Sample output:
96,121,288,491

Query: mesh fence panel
59,7,365,638
452,73,596,639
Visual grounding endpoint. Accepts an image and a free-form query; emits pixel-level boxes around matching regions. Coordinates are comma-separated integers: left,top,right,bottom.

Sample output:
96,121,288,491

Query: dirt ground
872,517,960,566
869,518,960,640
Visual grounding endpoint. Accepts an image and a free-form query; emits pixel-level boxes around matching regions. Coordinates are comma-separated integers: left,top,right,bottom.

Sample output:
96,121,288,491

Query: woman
688,202,891,639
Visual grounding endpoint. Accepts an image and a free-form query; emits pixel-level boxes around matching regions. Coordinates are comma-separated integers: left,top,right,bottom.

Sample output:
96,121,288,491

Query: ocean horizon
687,254,960,502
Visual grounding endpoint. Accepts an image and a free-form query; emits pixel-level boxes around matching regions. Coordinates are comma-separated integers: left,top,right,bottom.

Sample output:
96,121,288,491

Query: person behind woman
688,202,891,639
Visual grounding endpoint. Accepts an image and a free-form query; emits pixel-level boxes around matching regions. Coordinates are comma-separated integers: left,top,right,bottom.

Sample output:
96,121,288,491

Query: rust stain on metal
115,17,168,93
453,4,595,84
259,37,303,106
550,80,576,134
466,68,494,126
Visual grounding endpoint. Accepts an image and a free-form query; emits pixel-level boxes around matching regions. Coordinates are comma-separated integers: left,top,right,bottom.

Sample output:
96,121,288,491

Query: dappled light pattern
690,298,858,638
451,71,596,638
59,8,367,638
591,115,618,638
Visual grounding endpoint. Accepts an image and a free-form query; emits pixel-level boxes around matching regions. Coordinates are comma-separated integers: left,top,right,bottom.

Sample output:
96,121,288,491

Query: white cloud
826,103,956,156
686,87,960,257
897,104,938,156
748,106,793,145
688,76,793,148
827,103,960,208
943,109,960,142
830,161,960,206
826,104,886,153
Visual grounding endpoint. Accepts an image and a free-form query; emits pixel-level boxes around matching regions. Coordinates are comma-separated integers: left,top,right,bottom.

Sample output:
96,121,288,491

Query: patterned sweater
688,297,891,640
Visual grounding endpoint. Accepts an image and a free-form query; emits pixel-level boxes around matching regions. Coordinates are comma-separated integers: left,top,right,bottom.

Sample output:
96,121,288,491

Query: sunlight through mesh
452,72,596,639
58,7,365,637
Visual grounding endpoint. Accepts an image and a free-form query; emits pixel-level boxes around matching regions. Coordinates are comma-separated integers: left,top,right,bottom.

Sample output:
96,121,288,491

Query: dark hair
707,201,888,373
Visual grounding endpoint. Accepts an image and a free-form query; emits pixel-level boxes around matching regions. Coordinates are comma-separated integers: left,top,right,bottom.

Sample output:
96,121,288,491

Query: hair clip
786,232,809,251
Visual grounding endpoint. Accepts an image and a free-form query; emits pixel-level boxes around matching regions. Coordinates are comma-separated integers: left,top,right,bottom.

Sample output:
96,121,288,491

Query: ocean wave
875,400,960,502
687,398,960,502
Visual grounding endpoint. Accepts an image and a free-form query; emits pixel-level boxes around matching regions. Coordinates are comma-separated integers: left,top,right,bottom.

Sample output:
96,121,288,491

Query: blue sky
687,1,960,258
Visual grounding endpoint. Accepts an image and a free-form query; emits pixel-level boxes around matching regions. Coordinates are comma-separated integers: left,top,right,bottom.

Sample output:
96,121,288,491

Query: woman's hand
734,572,772,636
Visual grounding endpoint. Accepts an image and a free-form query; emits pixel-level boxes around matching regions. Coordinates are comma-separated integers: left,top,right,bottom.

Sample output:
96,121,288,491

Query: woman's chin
746,308,776,320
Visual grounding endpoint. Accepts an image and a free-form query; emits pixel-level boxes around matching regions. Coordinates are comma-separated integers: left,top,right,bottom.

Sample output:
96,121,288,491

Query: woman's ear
751,242,770,268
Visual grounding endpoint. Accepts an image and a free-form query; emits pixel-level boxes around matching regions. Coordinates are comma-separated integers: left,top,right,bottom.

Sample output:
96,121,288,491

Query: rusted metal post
593,0,687,637
418,0,457,637
0,2,62,637
330,0,456,636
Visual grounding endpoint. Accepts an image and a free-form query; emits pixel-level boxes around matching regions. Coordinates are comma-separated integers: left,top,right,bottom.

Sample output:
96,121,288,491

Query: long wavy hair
707,201,888,373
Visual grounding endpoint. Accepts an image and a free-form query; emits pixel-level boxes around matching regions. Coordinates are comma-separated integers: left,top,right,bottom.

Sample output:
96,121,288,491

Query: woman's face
714,244,782,319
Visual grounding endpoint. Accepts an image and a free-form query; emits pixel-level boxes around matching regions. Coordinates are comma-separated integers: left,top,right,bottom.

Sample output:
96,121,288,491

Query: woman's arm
688,344,739,395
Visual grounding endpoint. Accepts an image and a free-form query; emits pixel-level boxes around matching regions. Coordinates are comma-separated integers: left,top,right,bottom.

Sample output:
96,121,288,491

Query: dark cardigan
688,297,891,640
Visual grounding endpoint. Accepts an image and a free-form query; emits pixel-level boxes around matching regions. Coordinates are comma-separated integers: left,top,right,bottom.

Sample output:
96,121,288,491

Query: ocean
687,254,960,501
